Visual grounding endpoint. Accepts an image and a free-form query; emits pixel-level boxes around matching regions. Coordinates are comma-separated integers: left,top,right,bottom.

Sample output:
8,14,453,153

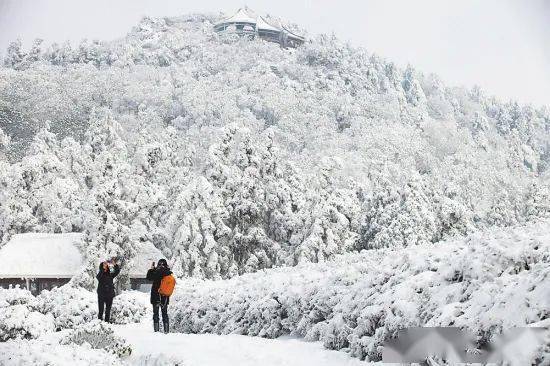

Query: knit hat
157,258,168,267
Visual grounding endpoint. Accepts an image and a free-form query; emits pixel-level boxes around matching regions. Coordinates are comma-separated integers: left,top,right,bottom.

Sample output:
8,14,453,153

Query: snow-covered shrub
0,287,54,341
111,290,149,324
171,220,550,362
0,304,55,341
61,320,132,358
0,286,37,307
35,285,147,329
36,285,97,330
0,338,124,366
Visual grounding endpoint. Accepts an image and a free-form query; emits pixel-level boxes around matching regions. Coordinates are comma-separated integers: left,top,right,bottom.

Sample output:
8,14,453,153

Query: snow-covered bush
170,220,550,361
0,287,54,341
36,285,97,330
61,320,132,358
0,304,55,341
0,284,148,337
0,338,124,366
35,286,148,329
0,286,36,307
111,290,149,324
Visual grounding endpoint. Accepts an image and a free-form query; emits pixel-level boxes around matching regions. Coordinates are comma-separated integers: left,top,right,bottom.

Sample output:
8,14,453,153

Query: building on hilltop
214,7,305,48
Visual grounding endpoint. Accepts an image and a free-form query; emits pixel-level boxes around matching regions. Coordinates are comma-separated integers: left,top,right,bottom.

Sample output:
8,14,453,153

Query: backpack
158,274,176,297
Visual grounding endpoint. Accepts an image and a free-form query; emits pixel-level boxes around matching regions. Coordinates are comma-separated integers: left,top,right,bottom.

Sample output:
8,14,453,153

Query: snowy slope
1,11,550,283
1,11,550,364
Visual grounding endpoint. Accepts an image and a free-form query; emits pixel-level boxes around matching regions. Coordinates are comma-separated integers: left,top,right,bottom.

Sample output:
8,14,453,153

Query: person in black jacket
146,259,172,333
96,259,120,323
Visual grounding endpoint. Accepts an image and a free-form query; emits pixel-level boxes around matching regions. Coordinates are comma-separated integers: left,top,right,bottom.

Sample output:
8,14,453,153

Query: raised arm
146,268,156,281
96,262,104,281
111,264,121,278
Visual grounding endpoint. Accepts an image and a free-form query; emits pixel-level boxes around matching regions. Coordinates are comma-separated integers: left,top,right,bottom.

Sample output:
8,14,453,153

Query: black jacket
96,263,120,299
146,266,172,305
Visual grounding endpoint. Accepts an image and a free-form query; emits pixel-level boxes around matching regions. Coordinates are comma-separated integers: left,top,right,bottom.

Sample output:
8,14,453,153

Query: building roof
216,7,257,26
0,232,165,279
282,25,305,41
128,242,164,277
0,233,83,278
257,16,282,32
215,8,305,41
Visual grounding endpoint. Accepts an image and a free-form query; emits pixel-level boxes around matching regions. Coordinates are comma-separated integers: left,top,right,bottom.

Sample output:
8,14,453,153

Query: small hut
0,233,83,295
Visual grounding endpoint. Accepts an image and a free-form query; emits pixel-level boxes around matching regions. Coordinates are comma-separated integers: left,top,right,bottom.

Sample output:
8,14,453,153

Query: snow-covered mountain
1,10,550,365
1,12,550,283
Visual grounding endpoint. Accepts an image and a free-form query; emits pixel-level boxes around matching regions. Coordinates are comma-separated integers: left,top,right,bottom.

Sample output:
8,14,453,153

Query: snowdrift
170,220,550,362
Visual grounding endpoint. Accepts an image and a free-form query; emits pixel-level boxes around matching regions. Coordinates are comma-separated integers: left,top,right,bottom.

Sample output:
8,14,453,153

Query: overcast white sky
0,0,549,107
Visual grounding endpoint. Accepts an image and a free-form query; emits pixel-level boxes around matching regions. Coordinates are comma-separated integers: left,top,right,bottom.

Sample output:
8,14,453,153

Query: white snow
0,289,371,366
115,321,368,366
0,233,83,278
168,219,550,361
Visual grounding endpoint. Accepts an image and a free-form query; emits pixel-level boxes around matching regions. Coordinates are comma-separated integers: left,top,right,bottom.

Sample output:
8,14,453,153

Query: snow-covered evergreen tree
0,11,549,279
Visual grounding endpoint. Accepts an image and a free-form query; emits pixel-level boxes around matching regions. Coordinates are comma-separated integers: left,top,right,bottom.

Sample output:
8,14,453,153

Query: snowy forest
1,11,550,365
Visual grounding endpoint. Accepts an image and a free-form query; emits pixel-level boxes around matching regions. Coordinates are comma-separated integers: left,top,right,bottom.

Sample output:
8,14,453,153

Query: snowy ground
115,320,368,366
0,288,369,366
3,221,550,364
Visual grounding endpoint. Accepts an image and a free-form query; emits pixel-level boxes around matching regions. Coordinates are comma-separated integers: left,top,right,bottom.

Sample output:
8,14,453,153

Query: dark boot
163,321,169,334
154,322,160,332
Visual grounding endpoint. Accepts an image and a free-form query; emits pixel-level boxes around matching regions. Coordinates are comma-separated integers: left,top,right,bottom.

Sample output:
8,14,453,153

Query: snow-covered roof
128,242,164,277
214,7,305,45
0,233,84,278
282,26,305,41
257,16,282,32
0,232,165,279
216,7,257,25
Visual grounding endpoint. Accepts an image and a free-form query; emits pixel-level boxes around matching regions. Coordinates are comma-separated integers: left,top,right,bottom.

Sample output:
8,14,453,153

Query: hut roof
0,233,83,278
128,242,164,277
0,233,165,279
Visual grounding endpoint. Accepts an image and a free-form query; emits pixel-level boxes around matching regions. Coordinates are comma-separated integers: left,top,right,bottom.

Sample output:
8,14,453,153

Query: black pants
98,295,113,322
153,296,169,324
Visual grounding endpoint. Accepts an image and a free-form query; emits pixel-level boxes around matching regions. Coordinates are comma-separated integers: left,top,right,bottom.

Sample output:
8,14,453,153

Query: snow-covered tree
0,11,548,279
3,39,26,69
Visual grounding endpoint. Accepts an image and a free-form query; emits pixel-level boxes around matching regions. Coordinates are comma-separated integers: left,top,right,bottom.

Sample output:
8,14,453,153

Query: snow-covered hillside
1,10,550,365
1,13,549,283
